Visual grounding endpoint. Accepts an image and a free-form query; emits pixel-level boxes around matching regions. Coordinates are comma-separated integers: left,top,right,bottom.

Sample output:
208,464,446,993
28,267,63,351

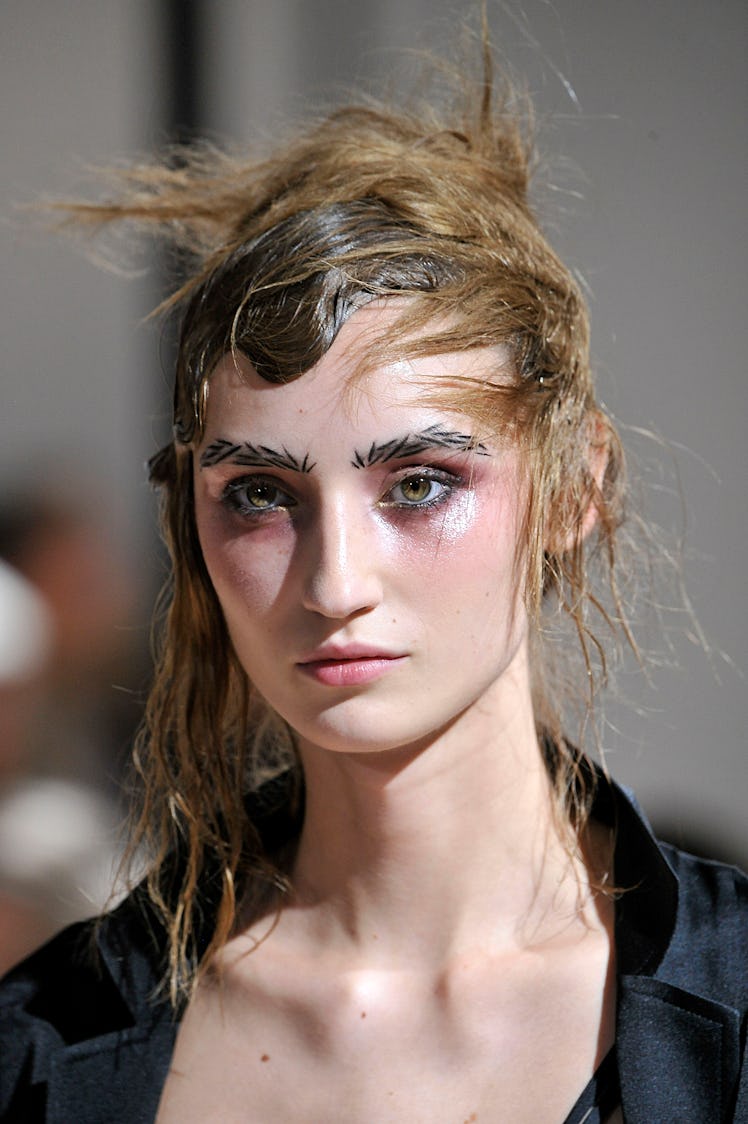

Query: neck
288,675,592,968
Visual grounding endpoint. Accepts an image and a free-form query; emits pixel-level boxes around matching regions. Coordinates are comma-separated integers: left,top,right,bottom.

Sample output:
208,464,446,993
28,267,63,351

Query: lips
298,643,401,663
297,645,407,687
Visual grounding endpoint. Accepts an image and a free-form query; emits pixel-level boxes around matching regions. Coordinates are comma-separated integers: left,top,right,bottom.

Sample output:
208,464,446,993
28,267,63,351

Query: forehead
200,304,511,443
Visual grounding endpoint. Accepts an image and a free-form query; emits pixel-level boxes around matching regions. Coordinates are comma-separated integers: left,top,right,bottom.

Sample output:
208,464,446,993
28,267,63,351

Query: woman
0,43,745,1124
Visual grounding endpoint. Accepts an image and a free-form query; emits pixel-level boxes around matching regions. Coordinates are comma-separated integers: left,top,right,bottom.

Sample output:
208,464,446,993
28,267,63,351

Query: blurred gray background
1,1,746,864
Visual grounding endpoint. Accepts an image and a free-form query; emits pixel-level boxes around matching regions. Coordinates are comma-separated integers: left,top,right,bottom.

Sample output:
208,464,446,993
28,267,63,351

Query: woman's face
194,304,531,758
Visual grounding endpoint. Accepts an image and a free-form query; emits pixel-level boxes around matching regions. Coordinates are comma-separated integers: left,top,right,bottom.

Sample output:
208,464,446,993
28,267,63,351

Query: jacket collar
600,777,743,1121
591,773,678,977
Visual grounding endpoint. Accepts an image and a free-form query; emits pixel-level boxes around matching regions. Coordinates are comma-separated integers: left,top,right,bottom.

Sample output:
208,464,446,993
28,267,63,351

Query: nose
300,496,383,619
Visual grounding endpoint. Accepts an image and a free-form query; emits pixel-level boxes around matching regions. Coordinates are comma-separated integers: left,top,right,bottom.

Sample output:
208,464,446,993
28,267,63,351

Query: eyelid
388,464,463,485
221,470,294,493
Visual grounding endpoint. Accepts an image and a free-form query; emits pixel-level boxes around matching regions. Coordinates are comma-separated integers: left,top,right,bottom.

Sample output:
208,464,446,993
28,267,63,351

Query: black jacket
1,776,746,1123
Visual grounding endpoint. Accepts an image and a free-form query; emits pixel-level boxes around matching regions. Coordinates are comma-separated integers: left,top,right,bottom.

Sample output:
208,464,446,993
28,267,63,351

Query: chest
156,944,615,1123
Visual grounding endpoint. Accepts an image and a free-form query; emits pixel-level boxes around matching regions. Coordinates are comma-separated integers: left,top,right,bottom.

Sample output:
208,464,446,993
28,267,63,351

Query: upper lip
297,643,405,664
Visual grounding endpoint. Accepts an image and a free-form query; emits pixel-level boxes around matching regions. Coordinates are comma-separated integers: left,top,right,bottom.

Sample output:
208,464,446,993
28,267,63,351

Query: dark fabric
1,775,746,1123
561,1046,620,1124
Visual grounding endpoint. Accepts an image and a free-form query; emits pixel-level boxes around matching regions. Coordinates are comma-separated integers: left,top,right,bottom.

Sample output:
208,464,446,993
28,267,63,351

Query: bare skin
157,703,617,1122
157,307,618,1122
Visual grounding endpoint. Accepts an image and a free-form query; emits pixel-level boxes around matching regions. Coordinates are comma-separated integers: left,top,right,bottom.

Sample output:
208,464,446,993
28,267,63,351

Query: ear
546,409,610,556
576,409,610,546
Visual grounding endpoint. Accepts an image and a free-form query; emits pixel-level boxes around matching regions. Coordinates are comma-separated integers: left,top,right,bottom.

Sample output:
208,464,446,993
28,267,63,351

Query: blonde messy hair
70,39,629,1002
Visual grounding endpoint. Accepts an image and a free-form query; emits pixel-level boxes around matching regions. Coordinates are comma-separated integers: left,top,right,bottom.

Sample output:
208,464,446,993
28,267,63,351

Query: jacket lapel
42,892,178,1123
45,1019,177,1124
617,975,742,1122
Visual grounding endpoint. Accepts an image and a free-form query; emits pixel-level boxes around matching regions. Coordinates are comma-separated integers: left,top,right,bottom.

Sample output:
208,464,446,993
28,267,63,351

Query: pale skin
157,305,619,1123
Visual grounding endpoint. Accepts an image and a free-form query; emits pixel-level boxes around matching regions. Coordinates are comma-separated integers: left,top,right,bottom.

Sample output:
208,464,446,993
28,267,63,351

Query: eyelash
220,467,462,518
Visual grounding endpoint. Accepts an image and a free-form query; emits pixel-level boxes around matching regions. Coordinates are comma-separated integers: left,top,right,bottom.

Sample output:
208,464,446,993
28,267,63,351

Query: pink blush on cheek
392,481,518,562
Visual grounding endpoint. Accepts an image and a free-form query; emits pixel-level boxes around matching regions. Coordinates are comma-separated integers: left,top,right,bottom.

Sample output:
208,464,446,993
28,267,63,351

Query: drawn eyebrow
351,424,489,468
199,439,316,473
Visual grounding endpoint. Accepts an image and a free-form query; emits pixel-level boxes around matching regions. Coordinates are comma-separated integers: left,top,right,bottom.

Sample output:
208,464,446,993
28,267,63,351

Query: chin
287,697,466,761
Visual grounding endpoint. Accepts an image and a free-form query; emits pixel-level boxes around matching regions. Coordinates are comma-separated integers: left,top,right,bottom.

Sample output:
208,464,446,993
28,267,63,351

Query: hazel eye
388,471,453,507
222,477,295,515
245,483,281,508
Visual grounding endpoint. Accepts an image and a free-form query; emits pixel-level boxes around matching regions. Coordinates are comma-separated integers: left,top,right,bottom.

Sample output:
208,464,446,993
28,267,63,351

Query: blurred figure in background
0,483,143,972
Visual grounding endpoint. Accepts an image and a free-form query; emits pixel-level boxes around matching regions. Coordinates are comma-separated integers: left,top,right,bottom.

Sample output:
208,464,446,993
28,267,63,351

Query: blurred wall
2,1,746,861
0,1,163,571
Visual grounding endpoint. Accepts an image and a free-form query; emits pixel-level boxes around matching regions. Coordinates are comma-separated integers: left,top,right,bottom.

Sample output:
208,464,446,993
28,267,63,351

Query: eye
386,469,456,508
222,476,295,516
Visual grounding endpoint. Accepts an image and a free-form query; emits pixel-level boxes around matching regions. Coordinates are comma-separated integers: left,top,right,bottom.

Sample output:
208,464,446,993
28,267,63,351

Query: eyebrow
199,439,316,473
351,424,489,469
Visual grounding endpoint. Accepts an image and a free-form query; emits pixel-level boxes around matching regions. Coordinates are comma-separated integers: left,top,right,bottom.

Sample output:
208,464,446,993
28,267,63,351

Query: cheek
418,490,527,639
385,487,498,561
196,508,291,628
416,485,523,581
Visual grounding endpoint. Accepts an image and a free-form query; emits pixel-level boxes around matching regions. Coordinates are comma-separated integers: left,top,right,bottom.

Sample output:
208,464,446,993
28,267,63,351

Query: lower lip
298,656,406,686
